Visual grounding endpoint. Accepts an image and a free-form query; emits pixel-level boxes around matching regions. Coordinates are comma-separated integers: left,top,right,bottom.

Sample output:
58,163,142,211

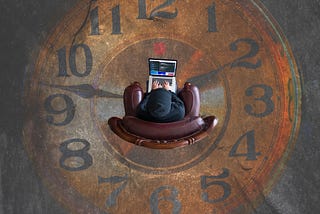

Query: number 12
89,1,218,35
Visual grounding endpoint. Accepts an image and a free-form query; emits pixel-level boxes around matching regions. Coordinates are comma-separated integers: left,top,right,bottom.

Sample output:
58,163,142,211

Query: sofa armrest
123,82,144,116
178,82,200,117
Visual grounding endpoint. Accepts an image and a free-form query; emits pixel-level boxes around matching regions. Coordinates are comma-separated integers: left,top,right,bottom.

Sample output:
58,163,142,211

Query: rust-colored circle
22,0,301,213
91,37,230,174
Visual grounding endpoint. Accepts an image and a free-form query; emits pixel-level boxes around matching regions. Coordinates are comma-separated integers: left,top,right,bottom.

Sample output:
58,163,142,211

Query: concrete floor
0,0,319,213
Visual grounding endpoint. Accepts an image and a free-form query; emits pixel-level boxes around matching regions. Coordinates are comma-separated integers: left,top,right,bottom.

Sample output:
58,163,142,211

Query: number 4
229,130,261,160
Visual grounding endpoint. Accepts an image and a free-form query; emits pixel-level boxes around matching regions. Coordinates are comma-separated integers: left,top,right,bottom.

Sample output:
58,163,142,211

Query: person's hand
152,80,161,90
163,81,170,90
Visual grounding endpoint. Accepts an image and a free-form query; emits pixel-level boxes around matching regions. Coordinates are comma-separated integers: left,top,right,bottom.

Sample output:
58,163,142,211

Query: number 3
245,84,274,117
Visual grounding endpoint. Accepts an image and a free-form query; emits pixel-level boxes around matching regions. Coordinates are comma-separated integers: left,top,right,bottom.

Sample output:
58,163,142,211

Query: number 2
138,0,178,19
230,38,262,69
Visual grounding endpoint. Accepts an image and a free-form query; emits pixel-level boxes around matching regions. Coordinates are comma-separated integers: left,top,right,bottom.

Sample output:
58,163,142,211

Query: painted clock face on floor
23,0,301,213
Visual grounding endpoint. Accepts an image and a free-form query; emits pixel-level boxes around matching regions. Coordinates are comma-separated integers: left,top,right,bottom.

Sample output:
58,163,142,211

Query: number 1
111,5,122,34
90,7,100,35
208,2,217,32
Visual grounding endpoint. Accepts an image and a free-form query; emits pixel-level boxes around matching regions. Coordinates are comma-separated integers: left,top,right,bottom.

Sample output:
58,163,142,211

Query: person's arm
163,80,185,119
170,91,186,120
137,80,160,115
171,92,184,105
136,93,150,114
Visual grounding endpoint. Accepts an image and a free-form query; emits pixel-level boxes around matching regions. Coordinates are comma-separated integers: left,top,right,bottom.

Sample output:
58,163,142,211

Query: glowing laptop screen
149,59,177,77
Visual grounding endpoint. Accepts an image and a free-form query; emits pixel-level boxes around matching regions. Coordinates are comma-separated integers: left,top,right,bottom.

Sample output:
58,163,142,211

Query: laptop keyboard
151,78,173,85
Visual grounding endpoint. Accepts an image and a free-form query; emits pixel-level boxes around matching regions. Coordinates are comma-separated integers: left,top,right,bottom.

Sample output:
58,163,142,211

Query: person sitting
136,80,185,123
108,80,217,148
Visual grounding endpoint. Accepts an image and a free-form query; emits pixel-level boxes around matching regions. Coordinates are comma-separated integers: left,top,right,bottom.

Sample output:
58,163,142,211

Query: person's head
146,88,171,119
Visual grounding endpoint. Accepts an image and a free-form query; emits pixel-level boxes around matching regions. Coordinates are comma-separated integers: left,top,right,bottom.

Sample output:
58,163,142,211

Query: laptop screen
149,58,177,76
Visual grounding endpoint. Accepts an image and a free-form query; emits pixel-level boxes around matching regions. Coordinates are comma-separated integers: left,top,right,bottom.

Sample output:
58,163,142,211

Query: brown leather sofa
108,82,217,149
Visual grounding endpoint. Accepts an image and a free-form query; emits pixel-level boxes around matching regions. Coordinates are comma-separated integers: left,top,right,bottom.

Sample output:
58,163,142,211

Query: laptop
147,58,177,92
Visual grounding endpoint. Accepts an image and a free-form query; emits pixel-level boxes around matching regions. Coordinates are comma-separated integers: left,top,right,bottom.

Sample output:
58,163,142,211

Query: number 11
90,5,122,35
208,2,217,32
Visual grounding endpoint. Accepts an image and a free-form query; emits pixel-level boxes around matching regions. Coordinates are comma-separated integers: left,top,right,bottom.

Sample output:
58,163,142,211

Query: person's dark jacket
137,88,185,123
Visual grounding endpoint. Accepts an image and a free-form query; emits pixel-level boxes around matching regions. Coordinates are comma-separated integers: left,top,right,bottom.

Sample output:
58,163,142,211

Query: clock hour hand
41,83,122,99
186,62,229,89
187,38,261,89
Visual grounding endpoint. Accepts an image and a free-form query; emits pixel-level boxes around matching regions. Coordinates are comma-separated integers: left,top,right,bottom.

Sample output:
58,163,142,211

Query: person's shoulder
169,90,179,96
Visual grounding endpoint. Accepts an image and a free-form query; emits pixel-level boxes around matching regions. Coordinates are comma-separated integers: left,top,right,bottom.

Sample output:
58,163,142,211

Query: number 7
98,174,128,208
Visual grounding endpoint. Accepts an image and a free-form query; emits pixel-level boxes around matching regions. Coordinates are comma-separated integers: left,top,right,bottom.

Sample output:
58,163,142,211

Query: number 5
201,168,231,203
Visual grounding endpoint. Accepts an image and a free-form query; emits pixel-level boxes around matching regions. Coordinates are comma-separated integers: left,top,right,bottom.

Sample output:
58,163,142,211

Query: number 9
44,94,75,126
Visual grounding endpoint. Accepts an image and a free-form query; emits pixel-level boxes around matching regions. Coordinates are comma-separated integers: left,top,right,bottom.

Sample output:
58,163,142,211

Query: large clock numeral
201,168,231,203
89,5,121,35
90,1,222,35
186,37,262,89
150,186,181,214
230,38,262,69
59,138,93,171
245,84,274,117
138,0,178,19
208,2,217,32
111,5,122,34
229,130,261,160
57,44,93,77
98,175,128,208
44,94,75,126
90,6,100,35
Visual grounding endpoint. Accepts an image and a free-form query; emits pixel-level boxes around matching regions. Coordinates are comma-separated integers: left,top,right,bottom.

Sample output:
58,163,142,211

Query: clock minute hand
41,83,123,99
